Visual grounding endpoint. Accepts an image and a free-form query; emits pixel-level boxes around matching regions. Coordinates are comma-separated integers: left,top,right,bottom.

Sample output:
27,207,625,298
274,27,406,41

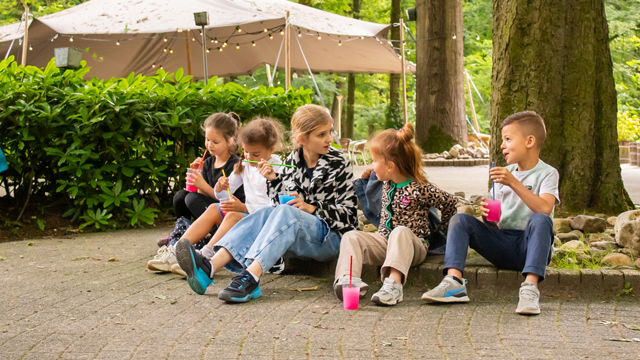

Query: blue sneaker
218,269,261,303
175,238,213,295
421,275,470,303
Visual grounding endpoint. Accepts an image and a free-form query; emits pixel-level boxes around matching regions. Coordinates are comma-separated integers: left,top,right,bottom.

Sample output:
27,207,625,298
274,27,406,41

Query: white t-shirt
214,154,282,213
492,159,560,230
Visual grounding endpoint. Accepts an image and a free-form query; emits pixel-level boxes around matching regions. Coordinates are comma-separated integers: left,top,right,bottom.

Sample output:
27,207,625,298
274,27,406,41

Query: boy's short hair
500,111,547,148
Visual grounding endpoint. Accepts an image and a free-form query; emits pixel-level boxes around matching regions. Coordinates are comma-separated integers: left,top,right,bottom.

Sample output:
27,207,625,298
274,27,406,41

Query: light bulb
269,34,273,39
218,47,222,52
237,27,242,33
206,48,210,53
280,30,284,35
360,36,364,40
476,34,480,40
298,31,302,37
214,37,218,43
164,36,168,42
192,38,195,41
29,44,32,51
252,41,256,47
116,39,120,45
317,33,321,40
236,43,240,49
163,48,167,52
223,42,227,47
177,29,183,33
338,40,342,46
152,63,156,68
69,36,74,42
452,33,457,39
264,28,268,32
169,49,173,54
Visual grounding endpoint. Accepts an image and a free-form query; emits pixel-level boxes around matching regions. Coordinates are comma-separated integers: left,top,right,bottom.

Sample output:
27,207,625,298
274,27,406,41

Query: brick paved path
1,228,640,359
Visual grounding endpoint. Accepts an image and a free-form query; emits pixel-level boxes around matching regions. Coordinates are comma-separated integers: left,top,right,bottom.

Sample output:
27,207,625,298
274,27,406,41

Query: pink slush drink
186,168,202,192
342,285,360,310
486,200,501,222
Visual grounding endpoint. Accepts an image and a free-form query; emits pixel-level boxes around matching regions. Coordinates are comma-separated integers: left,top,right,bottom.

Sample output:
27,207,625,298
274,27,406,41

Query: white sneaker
516,282,541,315
170,263,187,277
147,245,177,272
371,278,403,306
333,275,369,301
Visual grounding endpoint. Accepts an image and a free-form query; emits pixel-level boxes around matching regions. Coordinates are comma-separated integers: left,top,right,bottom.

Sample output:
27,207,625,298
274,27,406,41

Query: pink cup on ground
486,199,501,222
342,284,360,310
186,168,202,192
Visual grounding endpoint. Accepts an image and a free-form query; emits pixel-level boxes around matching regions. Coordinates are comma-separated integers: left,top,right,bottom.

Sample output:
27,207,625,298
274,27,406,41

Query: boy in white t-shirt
422,111,559,315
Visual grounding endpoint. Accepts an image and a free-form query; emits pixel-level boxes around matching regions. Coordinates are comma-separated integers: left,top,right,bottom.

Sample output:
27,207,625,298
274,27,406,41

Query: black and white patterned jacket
266,147,358,236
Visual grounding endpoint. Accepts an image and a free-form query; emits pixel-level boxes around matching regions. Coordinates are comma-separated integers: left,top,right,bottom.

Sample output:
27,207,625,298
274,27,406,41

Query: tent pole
285,12,290,88
400,19,408,124
21,4,29,66
464,69,480,133
266,64,272,86
336,95,343,138
185,36,193,78
201,25,208,85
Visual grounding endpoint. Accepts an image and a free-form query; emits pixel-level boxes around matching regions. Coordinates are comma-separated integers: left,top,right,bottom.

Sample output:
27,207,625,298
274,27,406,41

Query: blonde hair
370,123,428,183
290,104,333,149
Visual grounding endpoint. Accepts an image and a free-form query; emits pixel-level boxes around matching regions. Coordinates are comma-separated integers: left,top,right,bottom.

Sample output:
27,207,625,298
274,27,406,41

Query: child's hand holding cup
482,193,501,223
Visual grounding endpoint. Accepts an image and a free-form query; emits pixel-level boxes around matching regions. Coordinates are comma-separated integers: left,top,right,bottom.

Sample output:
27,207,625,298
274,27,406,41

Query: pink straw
197,150,208,171
349,255,353,288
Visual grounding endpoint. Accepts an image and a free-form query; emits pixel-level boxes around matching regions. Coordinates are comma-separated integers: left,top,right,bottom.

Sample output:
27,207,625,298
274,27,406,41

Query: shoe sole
176,239,207,295
219,286,262,303
516,307,541,315
421,294,470,303
371,294,403,306
170,265,187,277
147,262,172,272
333,284,369,302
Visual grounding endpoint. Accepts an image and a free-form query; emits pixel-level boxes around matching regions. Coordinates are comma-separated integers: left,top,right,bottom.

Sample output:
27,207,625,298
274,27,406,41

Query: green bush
0,57,312,228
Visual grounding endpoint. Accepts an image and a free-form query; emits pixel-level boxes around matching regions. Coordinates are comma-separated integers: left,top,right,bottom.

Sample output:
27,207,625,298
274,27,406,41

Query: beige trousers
335,226,429,285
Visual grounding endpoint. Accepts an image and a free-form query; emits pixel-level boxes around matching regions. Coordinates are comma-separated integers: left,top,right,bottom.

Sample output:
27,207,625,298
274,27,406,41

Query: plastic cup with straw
186,150,208,192
342,255,359,310
486,161,501,222
219,169,233,217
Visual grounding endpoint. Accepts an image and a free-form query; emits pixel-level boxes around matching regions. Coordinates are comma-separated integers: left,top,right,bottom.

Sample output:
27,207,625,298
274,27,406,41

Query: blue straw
491,162,495,200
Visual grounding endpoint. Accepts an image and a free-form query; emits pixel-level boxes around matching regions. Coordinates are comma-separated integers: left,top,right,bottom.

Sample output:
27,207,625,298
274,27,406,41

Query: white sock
247,269,260,282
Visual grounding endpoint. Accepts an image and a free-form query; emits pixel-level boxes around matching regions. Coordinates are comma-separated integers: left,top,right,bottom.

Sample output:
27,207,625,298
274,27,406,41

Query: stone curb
284,257,639,296
422,159,491,167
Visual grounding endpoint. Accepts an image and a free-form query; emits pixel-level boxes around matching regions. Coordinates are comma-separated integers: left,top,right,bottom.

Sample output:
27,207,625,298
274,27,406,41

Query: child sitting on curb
334,123,457,306
422,110,559,315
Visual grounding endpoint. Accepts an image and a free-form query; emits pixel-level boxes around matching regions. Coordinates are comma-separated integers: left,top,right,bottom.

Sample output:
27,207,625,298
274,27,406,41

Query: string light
218,47,222,52
280,30,284,35
269,34,273,39
476,34,480,40
206,48,210,53
169,49,173,54
298,31,302,37
192,38,196,41
236,43,240,49
152,63,156,68
237,26,242,33
160,65,163,70
452,33,456,39
177,29,183,33
252,41,256,47
214,37,218,43
317,32,321,40
360,36,364,39
163,48,167,52
29,44,32,51
264,28,268,32
116,39,120,45
164,36,168,42
69,36,74,42
338,40,342,46
223,41,227,47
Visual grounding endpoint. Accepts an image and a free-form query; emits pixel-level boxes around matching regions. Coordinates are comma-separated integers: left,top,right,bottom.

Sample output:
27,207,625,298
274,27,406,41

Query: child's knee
449,213,476,230
528,213,553,229
340,230,361,249
223,212,244,222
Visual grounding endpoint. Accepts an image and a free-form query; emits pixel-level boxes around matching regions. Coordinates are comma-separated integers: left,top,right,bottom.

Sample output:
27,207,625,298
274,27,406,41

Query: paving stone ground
1,228,640,359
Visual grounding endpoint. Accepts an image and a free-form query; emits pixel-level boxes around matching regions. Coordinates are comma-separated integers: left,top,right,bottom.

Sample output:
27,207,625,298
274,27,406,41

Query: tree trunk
491,0,632,213
386,0,403,129
415,0,467,153
344,74,355,139
331,81,346,135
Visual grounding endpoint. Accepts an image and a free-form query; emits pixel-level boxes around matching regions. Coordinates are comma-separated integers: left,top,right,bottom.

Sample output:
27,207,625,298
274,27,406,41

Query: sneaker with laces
266,257,285,275
516,282,540,315
147,245,177,272
170,263,187,277
218,269,261,303
333,275,369,301
175,238,213,295
421,275,470,303
371,278,403,306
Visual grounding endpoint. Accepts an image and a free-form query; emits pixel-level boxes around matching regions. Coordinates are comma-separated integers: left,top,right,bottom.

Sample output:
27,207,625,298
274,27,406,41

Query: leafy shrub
0,57,312,229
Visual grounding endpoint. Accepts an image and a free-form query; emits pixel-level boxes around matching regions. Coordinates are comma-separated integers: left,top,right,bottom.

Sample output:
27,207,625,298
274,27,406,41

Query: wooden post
185,36,193,77
285,12,291,88
336,95,343,138
400,19,408,124
464,69,480,133
265,64,272,87
21,4,29,66
201,25,208,85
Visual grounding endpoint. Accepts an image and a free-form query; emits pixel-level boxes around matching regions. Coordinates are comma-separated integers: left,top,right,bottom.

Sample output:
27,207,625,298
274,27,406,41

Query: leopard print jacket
378,180,458,241
266,147,358,236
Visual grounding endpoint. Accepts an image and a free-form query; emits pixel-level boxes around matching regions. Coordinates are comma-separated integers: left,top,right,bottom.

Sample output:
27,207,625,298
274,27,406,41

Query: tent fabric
0,0,415,79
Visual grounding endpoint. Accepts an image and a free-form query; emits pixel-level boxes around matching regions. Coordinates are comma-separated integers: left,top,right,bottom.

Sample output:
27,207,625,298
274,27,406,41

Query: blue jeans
214,205,341,274
443,213,554,281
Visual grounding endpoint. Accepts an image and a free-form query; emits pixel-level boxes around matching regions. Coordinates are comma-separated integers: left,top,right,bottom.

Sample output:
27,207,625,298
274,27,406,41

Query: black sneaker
175,238,213,295
266,257,285,275
218,269,262,303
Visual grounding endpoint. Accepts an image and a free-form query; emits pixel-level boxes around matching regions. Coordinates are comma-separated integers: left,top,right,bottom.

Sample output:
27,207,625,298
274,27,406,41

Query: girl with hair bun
333,122,458,306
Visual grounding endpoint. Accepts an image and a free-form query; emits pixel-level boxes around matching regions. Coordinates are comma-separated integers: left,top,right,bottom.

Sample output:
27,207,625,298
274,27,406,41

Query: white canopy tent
0,0,415,80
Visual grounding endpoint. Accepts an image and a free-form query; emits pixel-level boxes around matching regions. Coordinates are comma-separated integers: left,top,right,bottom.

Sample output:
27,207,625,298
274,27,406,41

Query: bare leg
206,212,245,247
447,268,463,279
524,273,539,286
181,205,221,244
389,268,403,284
247,261,263,278
210,248,234,274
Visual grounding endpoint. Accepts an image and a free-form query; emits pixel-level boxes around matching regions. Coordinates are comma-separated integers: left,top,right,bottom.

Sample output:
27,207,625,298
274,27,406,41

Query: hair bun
228,112,241,125
397,123,415,142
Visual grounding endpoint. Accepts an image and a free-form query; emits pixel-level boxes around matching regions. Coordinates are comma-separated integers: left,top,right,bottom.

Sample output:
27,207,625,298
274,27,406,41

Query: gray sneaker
333,275,369,301
371,278,403,306
421,275,470,303
516,282,540,315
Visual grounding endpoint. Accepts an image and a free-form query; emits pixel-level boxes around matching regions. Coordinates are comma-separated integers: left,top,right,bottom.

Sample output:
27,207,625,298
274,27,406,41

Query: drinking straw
242,159,295,168
221,169,232,199
491,162,495,200
197,150,208,171
349,255,353,288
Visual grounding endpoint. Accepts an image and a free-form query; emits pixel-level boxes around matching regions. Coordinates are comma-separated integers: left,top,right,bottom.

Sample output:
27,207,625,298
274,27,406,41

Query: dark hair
370,123,427,183
234,118,284,174
500,111,547,148
201,112,241,154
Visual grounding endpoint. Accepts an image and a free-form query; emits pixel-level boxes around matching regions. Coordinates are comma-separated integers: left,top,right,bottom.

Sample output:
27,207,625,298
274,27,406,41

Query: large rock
553,219,573,234
615,210,640,251
634,258,640,268
442,151,453,159
449,145,463,158
562,240,584,250
571,215,606,233
607,217,617,226
590,241,618,251
601,253,633,267
570,230,584,239
557,233,579,243
587,233,615,243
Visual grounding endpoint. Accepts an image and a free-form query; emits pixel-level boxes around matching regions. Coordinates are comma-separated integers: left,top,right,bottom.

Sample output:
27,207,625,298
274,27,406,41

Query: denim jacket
353,170,448,254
